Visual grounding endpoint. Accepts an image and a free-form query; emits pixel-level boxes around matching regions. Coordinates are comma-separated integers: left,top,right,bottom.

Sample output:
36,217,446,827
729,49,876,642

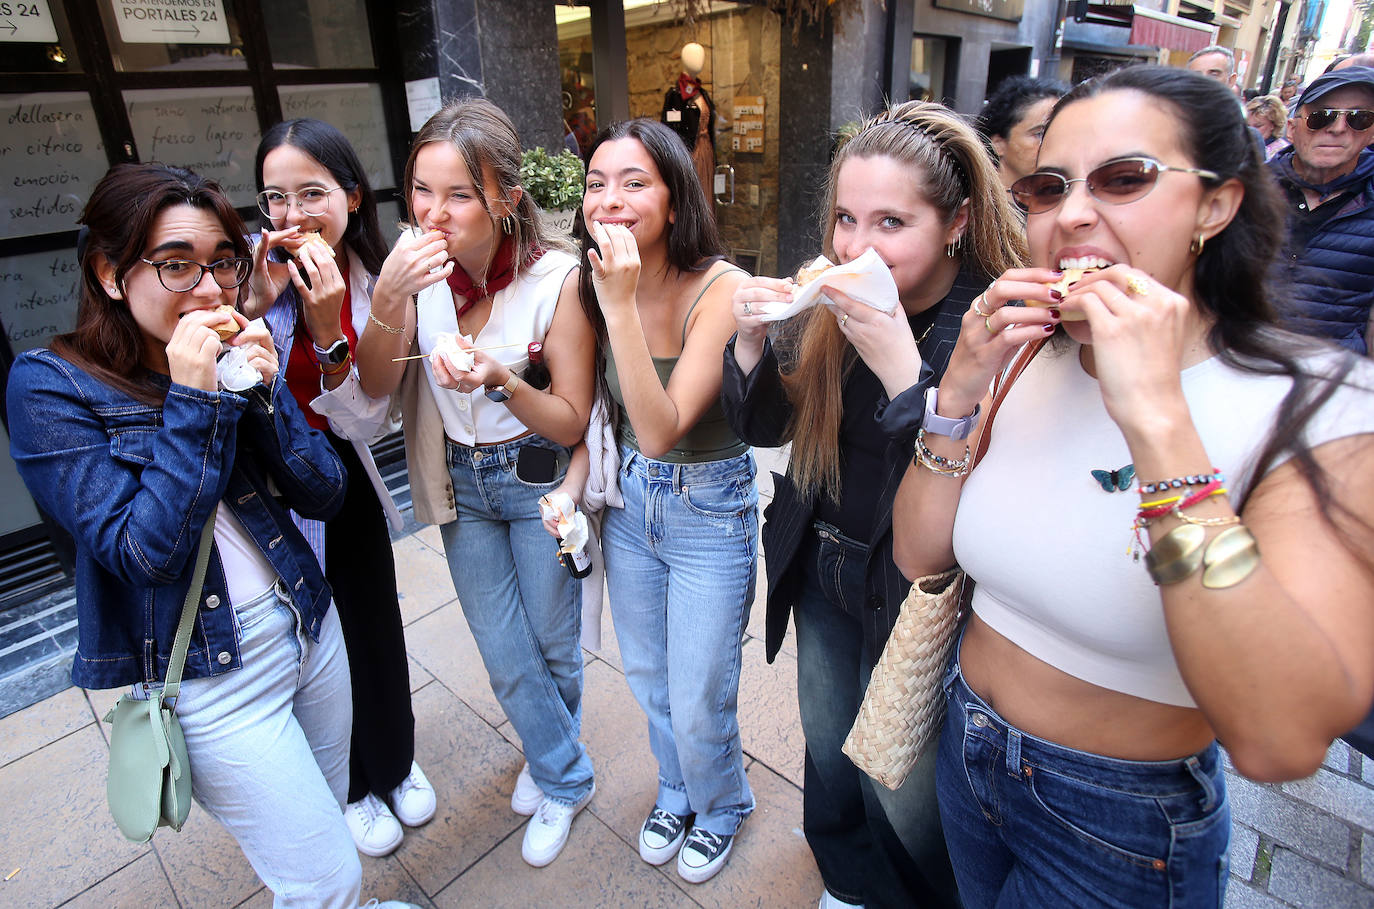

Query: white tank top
415,248,577,445
952,342,1374,707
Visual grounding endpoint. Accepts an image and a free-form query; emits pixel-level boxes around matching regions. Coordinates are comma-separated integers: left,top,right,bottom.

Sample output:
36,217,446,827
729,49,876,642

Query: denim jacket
6,348,347,689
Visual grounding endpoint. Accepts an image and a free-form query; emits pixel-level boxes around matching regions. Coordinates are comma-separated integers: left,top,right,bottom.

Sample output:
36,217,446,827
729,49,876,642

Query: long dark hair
1050,65,1362,536
52,163,250,404
254,118,388,275
574,118,725,360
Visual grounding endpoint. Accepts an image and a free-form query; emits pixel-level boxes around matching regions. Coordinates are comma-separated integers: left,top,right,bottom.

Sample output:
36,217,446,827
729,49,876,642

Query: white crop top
952,343,1374,707
415,248,577,445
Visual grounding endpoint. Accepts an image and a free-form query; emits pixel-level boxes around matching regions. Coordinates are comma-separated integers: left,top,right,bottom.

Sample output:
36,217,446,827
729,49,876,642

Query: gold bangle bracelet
368,311,405,335
1144,524,1206,585
1201,526,1260,589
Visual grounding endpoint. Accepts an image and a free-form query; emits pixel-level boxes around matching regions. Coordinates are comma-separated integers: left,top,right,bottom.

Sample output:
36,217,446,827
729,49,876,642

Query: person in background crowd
894,64,1374,909
245,119,435,859
359,98,598,869
723,101,1026,909
576,118,753,885
978,75,1070,191
1268,66,1374,354
1280,78,1301,105
1187,45,1240,95
1245,93,1290,159
7,163,418,909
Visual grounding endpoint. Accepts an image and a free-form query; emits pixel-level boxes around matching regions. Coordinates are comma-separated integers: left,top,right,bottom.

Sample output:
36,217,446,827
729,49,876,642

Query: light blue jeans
170,582,360,909
602,447,758,836
441,435,594,804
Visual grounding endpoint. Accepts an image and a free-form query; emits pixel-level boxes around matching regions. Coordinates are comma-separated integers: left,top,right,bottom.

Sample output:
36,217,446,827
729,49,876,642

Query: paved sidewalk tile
1225,774,1350,868
1224,880,1290,909
59,854,178,908
0,683,91,768
1267,847,1372,907
1230,824,1260,882
1282,769,1374,832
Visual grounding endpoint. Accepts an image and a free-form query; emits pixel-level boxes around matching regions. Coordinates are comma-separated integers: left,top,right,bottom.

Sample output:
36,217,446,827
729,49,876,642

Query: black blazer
720,271,980,662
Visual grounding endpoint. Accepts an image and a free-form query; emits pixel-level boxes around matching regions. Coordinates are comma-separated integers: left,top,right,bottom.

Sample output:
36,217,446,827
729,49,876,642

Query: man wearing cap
1268,66,1374,354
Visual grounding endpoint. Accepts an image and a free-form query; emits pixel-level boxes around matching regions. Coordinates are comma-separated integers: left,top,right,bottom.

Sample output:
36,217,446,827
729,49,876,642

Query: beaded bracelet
913,429,971,478
1138,469,1224,496
1136,479,1224,522
1129,480,1228,559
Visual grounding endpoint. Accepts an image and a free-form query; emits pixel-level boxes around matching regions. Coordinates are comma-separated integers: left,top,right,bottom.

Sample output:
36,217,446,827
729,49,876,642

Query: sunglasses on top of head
1008,156,1219,215
1301,108,1374,131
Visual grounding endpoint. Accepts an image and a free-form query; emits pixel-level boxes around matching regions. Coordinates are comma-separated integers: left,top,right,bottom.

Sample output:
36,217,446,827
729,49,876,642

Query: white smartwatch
922,386,979,440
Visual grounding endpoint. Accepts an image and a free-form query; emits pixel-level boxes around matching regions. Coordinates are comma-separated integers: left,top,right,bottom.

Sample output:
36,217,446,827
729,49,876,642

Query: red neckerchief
677,72,701,101
446,235,545,319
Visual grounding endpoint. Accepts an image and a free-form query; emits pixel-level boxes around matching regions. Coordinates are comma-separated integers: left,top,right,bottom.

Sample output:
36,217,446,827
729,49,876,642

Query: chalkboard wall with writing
0,247,80,355
1,93,111,242
125,87,261,206
278,83,397,191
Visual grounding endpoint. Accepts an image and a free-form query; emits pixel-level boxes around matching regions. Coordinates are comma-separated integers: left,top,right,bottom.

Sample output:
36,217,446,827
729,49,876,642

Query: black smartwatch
313,338,350,367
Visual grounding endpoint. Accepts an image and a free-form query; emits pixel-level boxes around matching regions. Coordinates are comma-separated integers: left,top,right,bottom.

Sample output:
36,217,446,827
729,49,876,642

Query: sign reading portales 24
111,0,231,45
933,0,1024,22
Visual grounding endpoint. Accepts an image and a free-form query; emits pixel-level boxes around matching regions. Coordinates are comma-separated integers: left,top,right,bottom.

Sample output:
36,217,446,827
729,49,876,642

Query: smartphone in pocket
515,446,558,484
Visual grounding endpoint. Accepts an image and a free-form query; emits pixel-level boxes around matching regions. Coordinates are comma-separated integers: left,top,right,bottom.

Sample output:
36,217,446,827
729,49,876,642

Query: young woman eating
247,118,434,858
722,101,1025,909
358,98,597,869
895,65,1374,908
577,119,751,884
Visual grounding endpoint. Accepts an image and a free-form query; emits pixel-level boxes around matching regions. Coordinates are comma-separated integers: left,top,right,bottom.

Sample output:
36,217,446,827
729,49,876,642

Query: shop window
911,36,955,105
98,0,248,72
123,86,260,205
0,246,79,356
0,1,83,74
267,0,374,69
278,83,395,188
556,3,597,157
0,92,110,240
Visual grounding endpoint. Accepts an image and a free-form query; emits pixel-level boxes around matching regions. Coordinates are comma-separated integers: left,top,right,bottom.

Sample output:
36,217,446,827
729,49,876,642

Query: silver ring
839,313,849,328
743,301,753,315
972,294,994,318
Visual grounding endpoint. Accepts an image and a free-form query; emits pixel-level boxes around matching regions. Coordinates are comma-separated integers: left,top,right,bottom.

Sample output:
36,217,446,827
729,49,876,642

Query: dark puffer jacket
1269,148,1374,354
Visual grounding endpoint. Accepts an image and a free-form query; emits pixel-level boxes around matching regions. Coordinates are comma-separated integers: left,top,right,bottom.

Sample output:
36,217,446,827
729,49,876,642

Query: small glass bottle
559,544,593,579
523,341,551,390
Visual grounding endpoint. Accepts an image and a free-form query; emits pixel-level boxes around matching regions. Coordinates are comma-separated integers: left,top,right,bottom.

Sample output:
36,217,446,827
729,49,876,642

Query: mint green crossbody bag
104,517,215,843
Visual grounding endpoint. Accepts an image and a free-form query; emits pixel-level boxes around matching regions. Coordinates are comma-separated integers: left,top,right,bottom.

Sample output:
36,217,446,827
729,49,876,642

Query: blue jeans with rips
937,645,1231,908
794,524,959,908
602,447,758,836
440,434,594,805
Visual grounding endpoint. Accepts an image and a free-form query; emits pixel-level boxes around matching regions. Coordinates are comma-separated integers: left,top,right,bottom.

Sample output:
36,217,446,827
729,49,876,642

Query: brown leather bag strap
971,336,1047,467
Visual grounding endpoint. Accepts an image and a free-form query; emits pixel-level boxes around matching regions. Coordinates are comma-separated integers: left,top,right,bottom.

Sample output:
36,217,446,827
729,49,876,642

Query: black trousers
324,432,416,803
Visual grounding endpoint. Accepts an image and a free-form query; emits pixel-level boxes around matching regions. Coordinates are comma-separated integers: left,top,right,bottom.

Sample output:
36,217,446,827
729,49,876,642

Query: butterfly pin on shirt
1091,464,1135,492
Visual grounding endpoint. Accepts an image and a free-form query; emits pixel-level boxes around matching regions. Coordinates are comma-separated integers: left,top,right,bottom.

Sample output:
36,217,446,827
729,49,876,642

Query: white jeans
170,582,360,908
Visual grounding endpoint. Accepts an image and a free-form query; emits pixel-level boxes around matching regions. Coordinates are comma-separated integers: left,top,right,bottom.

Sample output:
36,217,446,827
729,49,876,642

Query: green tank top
603,267,749,464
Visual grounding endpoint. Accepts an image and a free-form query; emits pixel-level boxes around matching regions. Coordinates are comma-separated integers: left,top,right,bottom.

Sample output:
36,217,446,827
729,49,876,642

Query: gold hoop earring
1190,233,1206,256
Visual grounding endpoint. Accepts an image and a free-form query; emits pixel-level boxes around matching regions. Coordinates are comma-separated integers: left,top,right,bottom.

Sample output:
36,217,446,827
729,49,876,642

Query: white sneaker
360,901,422,908
520,783,595,867
511,762,543,816
819,891,865,909
345,793,404,857
638,806,692,865
676,826,734,883
388,761,436,827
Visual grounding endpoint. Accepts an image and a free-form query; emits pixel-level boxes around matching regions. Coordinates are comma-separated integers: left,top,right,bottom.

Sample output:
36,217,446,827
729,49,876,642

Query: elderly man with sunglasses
1268,66,1374,354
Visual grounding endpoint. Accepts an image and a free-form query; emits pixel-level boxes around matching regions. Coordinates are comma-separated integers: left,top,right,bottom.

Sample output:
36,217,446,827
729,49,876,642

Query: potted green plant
520,146,585,233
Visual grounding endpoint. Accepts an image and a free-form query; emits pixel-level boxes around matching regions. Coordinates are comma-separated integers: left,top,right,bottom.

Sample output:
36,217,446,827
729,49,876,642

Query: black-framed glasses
256,186,341,219
140,257,253,293
1009,157,1220,215
1302,108,1374,131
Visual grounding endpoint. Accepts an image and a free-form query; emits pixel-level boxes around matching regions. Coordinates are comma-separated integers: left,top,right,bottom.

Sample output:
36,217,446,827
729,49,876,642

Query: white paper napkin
759,248,899,322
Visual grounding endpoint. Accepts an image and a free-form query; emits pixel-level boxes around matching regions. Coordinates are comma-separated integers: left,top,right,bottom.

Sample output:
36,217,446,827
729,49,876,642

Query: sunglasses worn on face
1009,157,1219,215
1302,109,1374,131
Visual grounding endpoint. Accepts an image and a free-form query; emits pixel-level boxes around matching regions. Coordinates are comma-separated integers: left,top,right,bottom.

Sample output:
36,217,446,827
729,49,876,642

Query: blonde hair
403,98,573,272
779,100,1027,503
1245,94,1288,137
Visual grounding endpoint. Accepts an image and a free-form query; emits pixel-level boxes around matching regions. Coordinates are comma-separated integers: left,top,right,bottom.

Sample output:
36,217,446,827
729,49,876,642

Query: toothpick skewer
391,341,523,362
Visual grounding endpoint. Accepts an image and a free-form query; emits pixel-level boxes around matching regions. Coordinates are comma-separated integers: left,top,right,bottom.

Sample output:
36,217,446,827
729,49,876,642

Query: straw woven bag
841,567,965,789
841,337,1046,790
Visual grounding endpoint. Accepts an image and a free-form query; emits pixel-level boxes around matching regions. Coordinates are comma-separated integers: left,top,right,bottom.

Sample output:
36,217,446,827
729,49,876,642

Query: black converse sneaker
638,806,692,865
676,826,734,883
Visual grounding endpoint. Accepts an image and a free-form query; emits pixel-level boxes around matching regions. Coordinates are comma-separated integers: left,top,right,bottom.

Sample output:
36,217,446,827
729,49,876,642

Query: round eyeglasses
1302,108,1374,132
140,257,253,293
1009,157,1219,215
256,186,341,219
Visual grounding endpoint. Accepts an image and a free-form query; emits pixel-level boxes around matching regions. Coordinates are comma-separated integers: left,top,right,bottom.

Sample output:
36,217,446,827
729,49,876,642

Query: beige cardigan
398,342,456,526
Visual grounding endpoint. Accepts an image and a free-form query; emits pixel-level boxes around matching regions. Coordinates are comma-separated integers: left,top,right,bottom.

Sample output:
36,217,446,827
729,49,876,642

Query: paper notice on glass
758,248,899,322
405,78,442,133
111,0,230,45
0,0,58,42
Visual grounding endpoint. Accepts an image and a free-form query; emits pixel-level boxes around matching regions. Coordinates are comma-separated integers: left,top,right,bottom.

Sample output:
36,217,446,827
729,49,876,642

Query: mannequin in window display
661,42,717,210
